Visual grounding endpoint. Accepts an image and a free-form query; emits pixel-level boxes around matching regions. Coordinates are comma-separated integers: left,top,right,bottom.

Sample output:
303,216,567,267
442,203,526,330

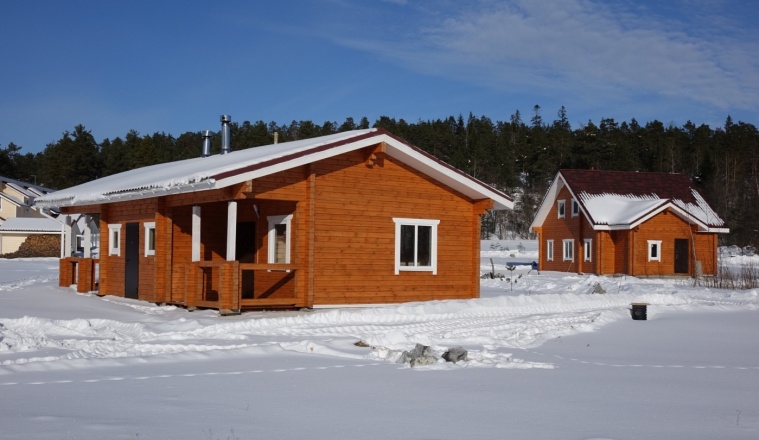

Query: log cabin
530,169,728,276
34,124,513,313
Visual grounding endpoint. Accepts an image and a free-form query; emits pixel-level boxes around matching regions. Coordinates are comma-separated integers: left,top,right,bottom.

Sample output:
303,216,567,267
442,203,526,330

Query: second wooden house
530,169,727,277
34,125,513,313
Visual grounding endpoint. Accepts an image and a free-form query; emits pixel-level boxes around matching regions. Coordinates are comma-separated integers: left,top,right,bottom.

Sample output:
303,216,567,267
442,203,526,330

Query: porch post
192,205,201,262
226,201,237,261
62,215,72,258
83,215,92,258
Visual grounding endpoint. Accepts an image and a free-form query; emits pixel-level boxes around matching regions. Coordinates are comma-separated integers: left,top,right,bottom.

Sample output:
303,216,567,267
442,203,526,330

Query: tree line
0,108,756,246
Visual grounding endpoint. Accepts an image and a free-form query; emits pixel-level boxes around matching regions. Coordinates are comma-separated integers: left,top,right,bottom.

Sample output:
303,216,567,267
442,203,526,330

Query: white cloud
338,0,759,113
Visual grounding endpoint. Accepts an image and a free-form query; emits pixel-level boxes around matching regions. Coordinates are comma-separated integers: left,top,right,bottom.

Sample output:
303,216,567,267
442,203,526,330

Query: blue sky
1,0,758,154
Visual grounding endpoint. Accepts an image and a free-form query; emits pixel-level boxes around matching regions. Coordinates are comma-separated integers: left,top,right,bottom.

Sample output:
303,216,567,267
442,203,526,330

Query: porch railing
60,257,99,293
188,261,298,312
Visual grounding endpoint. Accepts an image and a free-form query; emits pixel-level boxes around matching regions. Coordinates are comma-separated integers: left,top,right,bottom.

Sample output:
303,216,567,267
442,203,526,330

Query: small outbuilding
34,126,513,312
530,169,728,276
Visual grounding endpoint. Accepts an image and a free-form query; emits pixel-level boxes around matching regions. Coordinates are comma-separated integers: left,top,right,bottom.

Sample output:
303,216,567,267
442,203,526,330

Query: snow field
0,242,758,439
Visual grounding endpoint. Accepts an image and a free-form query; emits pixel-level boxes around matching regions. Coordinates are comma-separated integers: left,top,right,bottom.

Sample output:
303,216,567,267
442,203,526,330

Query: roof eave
214,131,514,210
34,179,217,209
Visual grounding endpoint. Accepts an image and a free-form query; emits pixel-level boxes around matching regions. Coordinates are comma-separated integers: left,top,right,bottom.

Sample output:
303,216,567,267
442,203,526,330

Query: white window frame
584,238,592,262
393,218,439,275
267,214,292,264
546,239,554,261
144,222,156,256
75,234,85,252
108,224,122,256
563,239,574,261
572,199,580,217
557,199,566,219
648,240,662,262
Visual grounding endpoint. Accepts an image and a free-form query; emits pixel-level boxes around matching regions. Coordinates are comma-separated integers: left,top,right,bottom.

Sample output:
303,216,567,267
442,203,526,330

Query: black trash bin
631,302,648,320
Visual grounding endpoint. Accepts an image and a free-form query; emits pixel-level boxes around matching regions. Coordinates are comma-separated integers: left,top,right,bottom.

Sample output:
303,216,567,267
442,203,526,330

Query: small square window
557,200,566,218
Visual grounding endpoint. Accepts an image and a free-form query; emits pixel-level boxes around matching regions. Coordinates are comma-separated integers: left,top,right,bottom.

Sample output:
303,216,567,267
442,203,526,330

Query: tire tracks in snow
0,362,385,387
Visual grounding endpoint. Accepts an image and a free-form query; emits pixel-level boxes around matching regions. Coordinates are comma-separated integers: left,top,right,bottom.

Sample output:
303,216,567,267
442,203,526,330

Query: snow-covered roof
34,129,513,210
0,175,53,195
0,216,62,233
531,169,727,233
0,192,23,206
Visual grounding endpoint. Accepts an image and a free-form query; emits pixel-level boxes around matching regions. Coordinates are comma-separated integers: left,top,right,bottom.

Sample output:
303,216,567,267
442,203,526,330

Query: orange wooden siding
66,142,488,309
537,185,720,276
307,148,479,304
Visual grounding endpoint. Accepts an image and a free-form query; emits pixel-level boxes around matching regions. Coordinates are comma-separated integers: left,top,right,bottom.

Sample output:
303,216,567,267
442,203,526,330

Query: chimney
220,114,232,155
201,130,212,157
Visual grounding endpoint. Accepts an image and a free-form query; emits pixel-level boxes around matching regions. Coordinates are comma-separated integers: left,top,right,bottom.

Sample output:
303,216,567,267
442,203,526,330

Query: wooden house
34,127,513,313
530,169,728,276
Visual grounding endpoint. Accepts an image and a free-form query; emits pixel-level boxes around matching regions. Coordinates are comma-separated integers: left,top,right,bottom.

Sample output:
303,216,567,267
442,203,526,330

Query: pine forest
1,107,757,247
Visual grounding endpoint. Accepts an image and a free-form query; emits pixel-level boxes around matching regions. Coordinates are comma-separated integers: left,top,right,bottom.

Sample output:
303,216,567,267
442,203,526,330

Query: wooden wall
537,185,595,273
307,147,479,305
97,199,157,302
629,209,718,276
537,187,720,276
62,142,490,308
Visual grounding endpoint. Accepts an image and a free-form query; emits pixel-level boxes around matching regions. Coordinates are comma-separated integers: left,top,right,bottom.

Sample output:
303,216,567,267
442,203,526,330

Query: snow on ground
1,243,758,439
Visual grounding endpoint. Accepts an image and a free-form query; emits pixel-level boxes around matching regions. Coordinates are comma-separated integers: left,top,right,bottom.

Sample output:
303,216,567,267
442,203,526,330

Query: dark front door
674,238,689,274
236,221,256,299
125,222,140,299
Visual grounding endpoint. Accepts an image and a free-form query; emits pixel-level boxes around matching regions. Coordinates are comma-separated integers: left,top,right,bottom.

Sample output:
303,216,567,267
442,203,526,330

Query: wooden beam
472,199,494,215
307,164,316,307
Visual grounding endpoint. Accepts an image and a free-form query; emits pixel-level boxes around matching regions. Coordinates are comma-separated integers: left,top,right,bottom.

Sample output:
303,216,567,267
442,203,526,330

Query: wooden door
125,222,140,299
674,238,689,274
236,221,256,299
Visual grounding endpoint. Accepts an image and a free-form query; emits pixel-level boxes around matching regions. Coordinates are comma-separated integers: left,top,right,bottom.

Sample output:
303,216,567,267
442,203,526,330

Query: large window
144,222,156,256
393,218,439,275
648,240,662,262
563,239,574,261
108,224,122,256
546,240,554,261
267,215,292,264
557,200,566,218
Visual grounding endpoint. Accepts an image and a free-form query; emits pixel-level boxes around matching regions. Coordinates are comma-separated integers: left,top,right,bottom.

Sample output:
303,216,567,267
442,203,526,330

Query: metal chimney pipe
201,130,212,157
220,114,232,155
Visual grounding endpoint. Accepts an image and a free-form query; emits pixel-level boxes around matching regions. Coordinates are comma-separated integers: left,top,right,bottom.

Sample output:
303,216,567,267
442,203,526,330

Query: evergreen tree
37,125,101,189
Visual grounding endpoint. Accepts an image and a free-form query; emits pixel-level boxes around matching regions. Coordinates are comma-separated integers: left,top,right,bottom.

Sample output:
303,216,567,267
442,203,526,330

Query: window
268,215,292,264
108,224,122,256
563,239,574,261
75,234,85,253
393,218,439,274
572,199,580,217
584,239,592,262
648,240,662,262
546,240,554,261
557,200,566,218
144,222,156,256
